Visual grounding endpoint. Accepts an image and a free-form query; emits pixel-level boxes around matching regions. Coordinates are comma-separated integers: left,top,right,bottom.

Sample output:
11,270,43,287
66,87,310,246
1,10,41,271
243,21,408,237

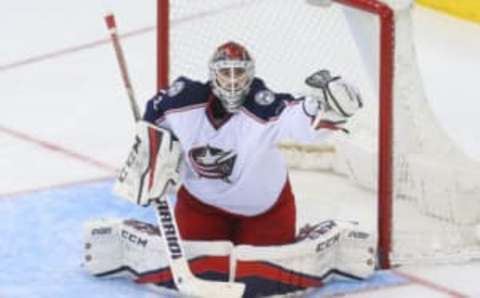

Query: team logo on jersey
167,80,186,97
254,90,275,106
188,145,237,183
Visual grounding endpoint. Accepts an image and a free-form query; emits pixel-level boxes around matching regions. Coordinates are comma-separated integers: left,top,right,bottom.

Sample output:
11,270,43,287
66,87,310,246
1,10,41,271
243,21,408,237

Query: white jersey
143,77,331,216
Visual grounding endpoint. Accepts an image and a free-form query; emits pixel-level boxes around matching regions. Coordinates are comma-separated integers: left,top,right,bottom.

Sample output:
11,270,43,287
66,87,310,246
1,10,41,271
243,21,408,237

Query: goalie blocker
114,121,182,206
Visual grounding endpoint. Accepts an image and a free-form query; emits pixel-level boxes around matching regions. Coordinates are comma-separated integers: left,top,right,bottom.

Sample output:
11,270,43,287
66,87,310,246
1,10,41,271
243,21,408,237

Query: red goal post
156,0,480,269
156,0,395,269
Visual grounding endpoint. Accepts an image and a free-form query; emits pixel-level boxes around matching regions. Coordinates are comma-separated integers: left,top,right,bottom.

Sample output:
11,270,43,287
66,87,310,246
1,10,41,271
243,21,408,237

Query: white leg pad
230,220,376,297
335,221,377,279
83,218,375,296
83,218,234,282
83,218,125,277
232,220,342,297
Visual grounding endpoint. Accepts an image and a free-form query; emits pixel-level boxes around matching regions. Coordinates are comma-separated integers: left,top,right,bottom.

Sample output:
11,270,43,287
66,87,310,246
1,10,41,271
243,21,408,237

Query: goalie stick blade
169,258,245,298
177,278,245,298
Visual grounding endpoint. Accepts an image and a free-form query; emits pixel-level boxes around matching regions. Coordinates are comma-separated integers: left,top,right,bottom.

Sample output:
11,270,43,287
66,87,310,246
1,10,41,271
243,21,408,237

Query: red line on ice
0,125,117,172
0,1,257,72
394,270,468,298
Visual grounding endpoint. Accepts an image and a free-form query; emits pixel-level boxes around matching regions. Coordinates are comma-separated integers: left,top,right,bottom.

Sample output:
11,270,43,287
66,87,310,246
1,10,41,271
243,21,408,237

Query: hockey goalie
83,41,376,297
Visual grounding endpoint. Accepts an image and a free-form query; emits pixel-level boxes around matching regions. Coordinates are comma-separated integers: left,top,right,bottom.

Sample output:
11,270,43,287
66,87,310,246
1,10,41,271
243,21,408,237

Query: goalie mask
209,41,255,113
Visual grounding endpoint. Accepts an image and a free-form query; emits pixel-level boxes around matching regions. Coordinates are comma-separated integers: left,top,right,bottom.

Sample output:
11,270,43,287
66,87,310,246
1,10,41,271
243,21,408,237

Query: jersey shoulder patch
165,78,187,97
159,76,209,108
254,89,276,106
143,76,209,123
242,78,296,122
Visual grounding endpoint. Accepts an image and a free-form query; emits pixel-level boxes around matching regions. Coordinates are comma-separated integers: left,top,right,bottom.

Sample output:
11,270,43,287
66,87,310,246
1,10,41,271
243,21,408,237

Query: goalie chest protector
143,76,326,216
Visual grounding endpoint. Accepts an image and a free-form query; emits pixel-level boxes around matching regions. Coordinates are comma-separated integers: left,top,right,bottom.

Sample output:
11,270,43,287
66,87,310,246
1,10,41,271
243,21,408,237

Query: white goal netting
164,0,480,266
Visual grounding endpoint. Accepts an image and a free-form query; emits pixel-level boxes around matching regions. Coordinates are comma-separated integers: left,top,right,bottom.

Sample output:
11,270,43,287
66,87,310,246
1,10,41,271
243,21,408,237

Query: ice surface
1,0,480,297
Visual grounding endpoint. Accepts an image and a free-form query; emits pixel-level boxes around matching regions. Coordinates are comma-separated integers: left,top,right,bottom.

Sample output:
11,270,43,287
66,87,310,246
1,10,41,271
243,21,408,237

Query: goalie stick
104,12,245,298
104,13,141,122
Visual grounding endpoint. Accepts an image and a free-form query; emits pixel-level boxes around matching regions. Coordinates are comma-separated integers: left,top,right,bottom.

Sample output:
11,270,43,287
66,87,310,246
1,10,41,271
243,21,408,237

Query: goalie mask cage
156,0,480,269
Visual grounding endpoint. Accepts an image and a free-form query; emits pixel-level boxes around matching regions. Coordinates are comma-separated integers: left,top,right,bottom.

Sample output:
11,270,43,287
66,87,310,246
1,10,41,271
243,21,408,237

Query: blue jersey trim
143,76,210,123
242,78,297,122
143,76,299,124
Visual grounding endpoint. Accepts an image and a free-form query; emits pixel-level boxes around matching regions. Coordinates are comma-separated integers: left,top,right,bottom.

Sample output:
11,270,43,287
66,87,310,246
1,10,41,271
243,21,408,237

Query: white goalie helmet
209,41,255,113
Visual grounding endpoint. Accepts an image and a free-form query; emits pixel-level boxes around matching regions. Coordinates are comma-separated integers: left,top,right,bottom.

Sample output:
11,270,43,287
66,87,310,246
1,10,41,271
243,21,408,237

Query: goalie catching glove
114,121,182,206
304,69,363,133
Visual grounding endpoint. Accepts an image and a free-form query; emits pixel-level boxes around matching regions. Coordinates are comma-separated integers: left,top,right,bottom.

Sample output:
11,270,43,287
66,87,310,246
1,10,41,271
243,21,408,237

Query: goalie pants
175,179,296,246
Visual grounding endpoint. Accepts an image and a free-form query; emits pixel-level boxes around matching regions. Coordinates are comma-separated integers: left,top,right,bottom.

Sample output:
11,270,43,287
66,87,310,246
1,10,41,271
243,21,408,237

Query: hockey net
157,0,480,268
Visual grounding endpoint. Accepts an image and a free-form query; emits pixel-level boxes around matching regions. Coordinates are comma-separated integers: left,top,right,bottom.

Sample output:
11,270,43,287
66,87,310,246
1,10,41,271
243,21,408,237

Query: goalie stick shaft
104,13,245,297
154,198,245,297
104,13,141,122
